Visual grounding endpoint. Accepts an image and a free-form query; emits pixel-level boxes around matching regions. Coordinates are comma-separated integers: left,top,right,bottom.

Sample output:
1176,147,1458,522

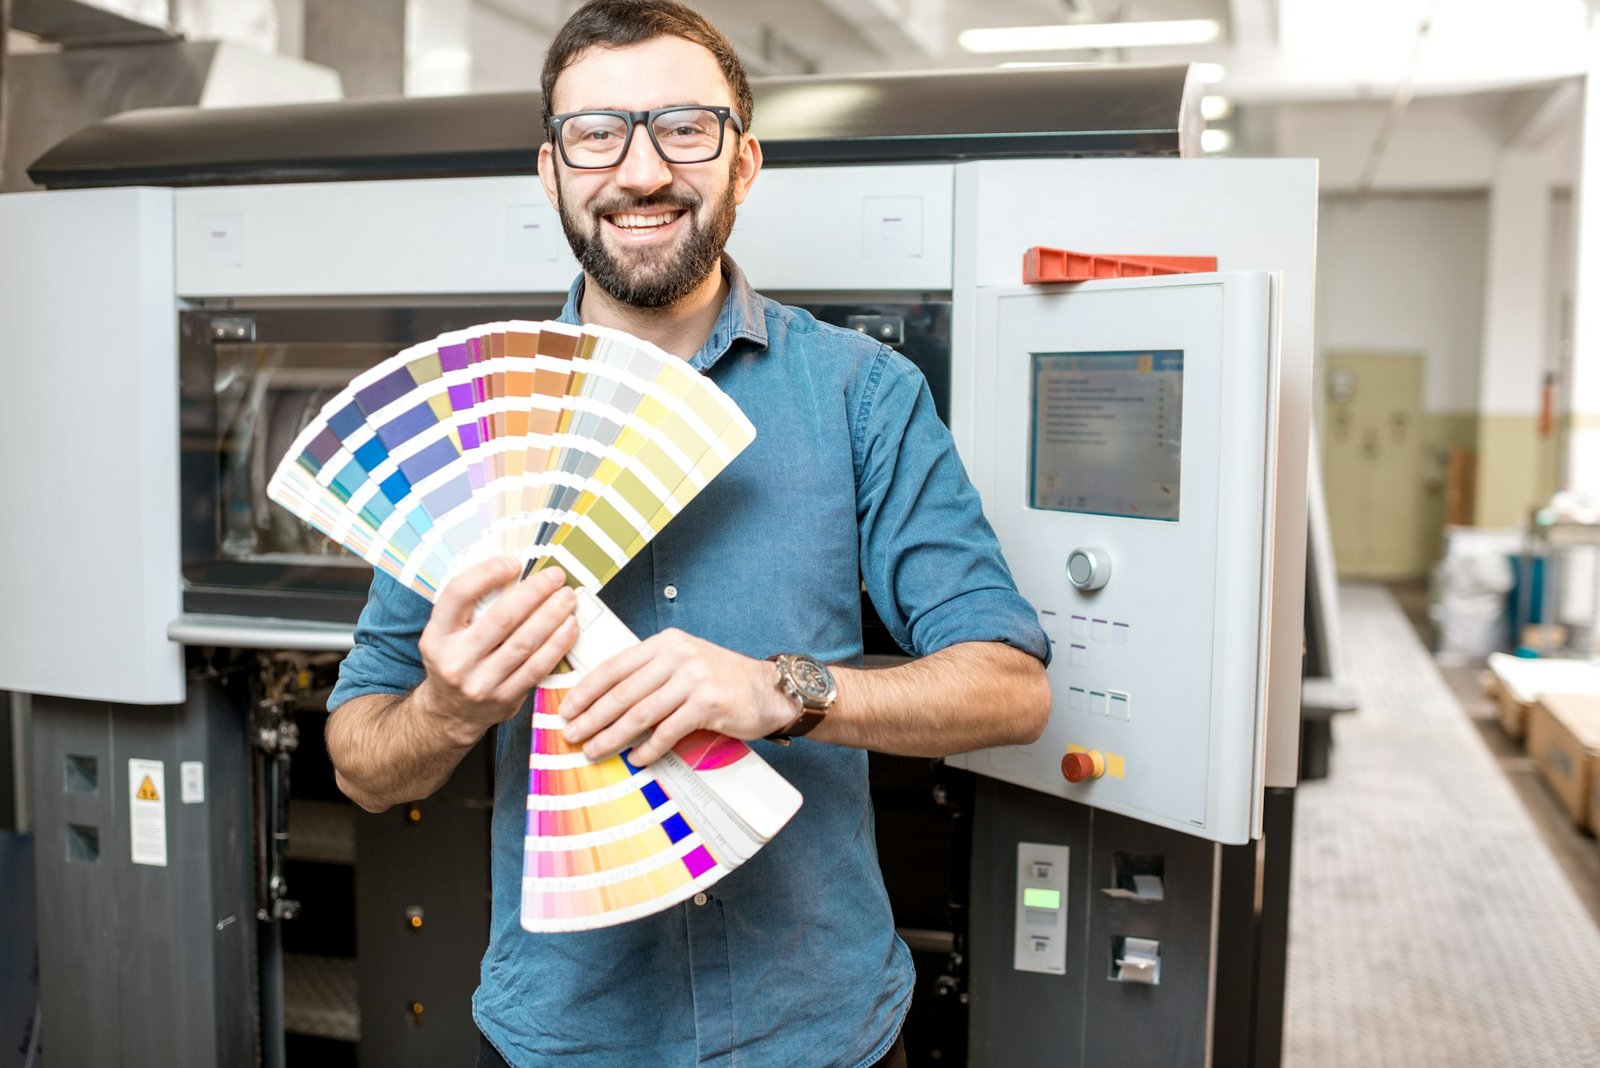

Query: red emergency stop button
1061,750,1107,783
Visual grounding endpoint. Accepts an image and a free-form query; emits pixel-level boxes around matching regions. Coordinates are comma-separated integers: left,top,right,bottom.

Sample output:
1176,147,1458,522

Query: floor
1282,583,1600,1068
1389,580,1600,925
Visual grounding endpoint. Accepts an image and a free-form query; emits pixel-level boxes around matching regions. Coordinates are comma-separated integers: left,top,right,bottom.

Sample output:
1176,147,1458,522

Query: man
326,2,1052,1065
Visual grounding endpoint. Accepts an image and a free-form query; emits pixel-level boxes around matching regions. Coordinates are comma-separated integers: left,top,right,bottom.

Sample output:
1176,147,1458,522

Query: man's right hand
413,558,580,749
326,557,579,813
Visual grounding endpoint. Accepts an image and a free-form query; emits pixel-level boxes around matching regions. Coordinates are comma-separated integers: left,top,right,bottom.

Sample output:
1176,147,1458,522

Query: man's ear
731,134,762,207
538,142,561,209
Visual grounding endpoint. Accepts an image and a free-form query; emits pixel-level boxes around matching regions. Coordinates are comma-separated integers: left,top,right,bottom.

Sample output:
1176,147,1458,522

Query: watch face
790,655,834,703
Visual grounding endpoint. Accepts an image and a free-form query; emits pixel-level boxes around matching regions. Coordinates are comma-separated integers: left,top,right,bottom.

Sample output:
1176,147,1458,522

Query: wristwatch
765,653,837,743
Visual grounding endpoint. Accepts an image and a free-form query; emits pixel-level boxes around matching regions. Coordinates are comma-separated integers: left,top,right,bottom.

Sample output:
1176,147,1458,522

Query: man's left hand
558,629,795,763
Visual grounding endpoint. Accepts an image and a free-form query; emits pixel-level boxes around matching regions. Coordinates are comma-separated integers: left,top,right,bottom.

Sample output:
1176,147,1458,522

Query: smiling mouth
604,210,685,234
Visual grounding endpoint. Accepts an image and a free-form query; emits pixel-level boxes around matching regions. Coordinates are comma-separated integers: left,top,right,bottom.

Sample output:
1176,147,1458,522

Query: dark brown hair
540,0,754,135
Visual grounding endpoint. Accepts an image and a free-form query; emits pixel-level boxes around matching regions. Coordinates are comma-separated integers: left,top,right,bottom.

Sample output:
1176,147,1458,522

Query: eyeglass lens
560,108,730,167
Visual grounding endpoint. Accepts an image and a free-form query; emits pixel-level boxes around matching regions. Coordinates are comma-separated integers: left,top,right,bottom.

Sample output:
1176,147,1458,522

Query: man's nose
614,125,673,195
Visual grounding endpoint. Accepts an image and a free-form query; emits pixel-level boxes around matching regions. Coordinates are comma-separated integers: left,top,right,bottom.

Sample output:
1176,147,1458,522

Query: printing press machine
0,64,1317,1067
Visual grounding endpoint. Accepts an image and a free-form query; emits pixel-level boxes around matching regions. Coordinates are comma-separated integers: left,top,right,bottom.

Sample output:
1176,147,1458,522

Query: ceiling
683,0,1592,98
8,0,1592,172
650,0,1588,168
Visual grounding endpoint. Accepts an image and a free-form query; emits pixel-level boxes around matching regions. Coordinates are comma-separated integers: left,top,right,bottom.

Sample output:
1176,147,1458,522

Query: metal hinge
845,314,905,348
211,317,257,343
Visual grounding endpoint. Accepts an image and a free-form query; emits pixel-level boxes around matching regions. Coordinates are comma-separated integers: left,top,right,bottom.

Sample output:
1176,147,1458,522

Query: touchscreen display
1029,350,1183,521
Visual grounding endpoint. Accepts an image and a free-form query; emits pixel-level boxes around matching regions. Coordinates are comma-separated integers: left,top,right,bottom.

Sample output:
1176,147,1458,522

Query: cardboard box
1591,755,1600,834
1485,653,1600,744
1497,685,1533,741
1519,622,1569,652
1481,662,1533,739
1527,693,1600,830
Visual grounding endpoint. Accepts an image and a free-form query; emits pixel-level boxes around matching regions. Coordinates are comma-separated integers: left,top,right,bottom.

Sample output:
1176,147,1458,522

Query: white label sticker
181,761,205,804
128,758,168,867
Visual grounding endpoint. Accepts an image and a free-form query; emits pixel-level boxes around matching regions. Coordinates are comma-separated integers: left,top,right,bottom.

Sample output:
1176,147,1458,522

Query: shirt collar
556,255,769,373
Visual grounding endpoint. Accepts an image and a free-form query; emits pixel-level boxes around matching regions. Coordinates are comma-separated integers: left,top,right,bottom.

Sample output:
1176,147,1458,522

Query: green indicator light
1024,888,1062,910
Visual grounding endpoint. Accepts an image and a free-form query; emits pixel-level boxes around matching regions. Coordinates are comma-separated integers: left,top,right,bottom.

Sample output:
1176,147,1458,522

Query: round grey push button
1066,547,1111,591
664,584,678,601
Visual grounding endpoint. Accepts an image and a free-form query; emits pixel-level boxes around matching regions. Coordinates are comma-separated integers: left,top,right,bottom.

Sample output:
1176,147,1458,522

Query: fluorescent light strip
997,61,1095,69
960,18,1221,54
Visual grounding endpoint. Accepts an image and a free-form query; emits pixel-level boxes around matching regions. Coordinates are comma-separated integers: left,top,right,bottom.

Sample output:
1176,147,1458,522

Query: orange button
1061,750,1107,783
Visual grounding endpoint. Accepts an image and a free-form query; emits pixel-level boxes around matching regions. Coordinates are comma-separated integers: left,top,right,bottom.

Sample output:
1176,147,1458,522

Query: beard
555,168,738,310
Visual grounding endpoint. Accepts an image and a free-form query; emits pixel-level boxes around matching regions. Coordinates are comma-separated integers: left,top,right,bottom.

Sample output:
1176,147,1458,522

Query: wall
1277,97,1505,192
469,1,548,93
1317,193,1489,413
1552,190,1578,493
1316,192,1490,574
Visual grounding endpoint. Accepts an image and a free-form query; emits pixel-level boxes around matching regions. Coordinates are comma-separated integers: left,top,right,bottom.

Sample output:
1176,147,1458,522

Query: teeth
611,212,676,229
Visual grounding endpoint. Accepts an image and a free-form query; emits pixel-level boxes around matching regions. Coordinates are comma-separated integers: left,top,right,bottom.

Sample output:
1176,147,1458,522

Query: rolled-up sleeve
328,569,432,711
852,347,1050,665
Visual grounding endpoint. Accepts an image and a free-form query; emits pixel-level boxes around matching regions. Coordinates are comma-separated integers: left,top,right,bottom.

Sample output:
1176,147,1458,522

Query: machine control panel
1013,843,1071,974
951,274,1279,844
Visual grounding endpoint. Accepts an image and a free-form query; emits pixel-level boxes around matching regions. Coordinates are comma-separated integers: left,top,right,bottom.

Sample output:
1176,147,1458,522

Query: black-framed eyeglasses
548,106,744,169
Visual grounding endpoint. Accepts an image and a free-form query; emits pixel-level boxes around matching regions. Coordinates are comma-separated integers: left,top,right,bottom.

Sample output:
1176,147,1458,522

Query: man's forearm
812,641,1051,757
326,689,483,813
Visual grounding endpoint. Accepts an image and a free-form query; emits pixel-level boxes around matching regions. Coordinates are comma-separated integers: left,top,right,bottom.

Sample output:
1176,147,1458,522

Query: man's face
538,36,759,309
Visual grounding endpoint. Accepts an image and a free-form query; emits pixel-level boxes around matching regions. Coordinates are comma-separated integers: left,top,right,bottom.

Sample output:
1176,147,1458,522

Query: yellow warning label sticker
128,758,168,867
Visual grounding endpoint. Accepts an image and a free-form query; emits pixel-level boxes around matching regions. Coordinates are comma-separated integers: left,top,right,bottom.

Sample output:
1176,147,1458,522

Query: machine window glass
1028,350,1183,521
215,342,390,566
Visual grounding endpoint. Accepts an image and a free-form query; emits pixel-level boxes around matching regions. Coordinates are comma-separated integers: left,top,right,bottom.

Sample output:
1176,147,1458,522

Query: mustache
589,192,701,216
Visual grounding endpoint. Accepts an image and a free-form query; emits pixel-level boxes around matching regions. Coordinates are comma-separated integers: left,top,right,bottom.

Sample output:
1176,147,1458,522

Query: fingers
588,692,689,762
548,631,770,764
561,629,678,717
418,562,577,732
482,590,581,697
455,565,571,664
624,705,703,765
431,557,520,632
562,643,677,742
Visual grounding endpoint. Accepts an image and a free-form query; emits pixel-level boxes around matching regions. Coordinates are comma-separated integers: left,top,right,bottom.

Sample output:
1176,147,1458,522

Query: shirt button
664,584,678,601
693,892,708,906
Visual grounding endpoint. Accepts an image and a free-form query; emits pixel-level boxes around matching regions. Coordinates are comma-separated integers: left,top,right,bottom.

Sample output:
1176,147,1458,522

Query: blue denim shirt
330,259,1049,1067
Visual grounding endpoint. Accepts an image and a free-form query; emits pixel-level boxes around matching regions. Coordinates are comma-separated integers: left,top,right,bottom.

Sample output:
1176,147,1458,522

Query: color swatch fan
267,320,802,932
268,320,757,600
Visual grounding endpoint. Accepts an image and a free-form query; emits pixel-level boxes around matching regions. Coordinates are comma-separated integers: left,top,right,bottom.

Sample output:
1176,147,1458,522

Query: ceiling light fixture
1201,95,1233,121
1200,129,1233,154
1190,62,1227,84
998,61,1094,69
960,18,1221,54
